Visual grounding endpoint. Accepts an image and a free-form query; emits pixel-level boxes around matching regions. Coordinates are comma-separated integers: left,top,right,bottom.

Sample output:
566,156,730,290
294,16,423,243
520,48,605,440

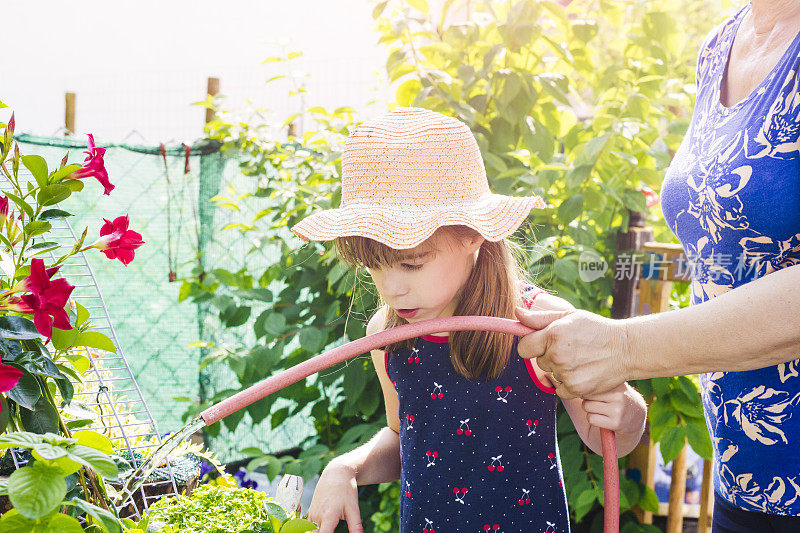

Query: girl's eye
401,263,423,271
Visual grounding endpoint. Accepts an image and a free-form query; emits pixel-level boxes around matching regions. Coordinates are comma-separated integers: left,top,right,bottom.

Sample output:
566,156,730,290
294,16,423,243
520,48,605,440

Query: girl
291,107,646,533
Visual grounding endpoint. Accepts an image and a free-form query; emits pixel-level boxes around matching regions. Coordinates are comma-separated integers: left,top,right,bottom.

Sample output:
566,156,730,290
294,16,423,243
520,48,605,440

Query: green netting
15,133,314,461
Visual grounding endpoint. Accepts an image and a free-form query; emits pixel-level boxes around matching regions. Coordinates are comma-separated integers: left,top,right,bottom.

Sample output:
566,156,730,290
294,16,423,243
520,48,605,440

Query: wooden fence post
65,92,76,135
611,210,653,319
205,77,220,125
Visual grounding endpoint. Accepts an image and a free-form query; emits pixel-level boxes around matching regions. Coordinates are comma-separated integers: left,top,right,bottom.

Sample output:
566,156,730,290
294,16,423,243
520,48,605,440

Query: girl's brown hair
334,225,537,380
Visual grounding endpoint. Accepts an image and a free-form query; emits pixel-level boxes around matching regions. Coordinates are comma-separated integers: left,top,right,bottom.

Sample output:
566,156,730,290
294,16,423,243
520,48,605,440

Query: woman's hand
306,461,364,533
515,307,632,399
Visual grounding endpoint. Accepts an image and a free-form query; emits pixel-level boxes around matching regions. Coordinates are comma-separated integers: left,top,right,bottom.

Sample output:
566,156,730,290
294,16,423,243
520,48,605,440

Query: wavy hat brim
291,193,546,250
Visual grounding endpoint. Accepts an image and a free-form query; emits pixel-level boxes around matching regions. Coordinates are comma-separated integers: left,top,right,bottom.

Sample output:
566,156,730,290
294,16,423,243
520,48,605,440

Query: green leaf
298,327,325,354
553,257,579,283
0,431,45,449
621,188,647,213
262,313,286,337
22,155,49,188
6,372,42,410
264,501,288,523
74,331,116,353
46,513,85,532
686,421,713,459
7,462,66,519
639,485,660,513
6,350,64,379
38,209,73,220
51,327,80,351
19,396,60,434
0,396,9,434
280,518,318,533
396,79,422,107
65,445,118,478
4,191,34,219
37,184,71,207
50,164,82,182
23,220,52,237
0,316,43,339
72,431,114,455
75,303,90,327
659,425,686,463
0,510,38,533
67,497,121,533
557,194,583,225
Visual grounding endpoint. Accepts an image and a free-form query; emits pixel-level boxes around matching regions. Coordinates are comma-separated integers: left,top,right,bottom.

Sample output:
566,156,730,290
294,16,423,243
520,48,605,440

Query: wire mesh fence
14,134,314,464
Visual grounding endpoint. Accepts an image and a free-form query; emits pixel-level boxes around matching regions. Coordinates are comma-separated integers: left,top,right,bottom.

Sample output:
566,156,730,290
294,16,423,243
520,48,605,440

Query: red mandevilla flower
638,186,660,209
91,215,145,266
5,258,75,342
69,134,115,195
0,195,8,222
0,361,23,394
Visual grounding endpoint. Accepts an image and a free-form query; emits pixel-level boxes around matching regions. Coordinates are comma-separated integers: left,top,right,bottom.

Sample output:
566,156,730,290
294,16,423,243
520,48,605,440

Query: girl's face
367,232,484,324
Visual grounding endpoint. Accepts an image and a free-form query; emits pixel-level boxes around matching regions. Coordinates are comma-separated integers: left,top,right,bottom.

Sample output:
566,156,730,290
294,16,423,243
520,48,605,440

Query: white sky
2,0,395,144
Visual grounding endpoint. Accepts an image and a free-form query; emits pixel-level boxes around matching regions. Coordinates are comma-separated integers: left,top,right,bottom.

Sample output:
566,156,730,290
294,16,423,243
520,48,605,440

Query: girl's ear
465,235,485,254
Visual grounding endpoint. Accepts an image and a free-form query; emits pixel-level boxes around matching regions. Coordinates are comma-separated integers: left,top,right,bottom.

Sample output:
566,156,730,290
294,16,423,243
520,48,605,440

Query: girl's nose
382,269,410,298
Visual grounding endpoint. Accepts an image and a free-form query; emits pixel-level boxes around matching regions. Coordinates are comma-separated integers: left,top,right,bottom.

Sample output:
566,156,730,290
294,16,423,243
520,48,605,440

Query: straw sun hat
290,107,546,250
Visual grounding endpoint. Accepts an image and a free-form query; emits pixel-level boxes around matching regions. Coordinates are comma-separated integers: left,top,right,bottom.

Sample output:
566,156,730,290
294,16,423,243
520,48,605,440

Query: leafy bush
181,1,730,530
135,484,316,533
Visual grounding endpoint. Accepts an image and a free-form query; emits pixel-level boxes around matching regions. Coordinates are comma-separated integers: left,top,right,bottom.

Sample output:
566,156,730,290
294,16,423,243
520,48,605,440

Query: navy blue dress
385,292,570,532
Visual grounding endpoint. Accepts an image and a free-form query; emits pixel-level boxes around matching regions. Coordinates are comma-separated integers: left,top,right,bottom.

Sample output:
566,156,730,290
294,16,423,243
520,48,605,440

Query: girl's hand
582,382,646,437
307,461,364,533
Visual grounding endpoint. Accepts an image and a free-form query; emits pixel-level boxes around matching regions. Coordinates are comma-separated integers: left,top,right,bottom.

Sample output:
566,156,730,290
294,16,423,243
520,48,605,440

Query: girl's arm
530,293,647,457
560,383,646,457
307,307,400,533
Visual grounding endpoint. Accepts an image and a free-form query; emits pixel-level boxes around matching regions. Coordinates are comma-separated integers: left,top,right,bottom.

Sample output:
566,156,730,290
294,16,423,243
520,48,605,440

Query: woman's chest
722,22,800,108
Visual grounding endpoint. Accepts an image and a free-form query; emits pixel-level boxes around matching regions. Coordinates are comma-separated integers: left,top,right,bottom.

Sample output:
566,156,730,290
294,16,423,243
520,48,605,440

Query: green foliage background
179,1,736,531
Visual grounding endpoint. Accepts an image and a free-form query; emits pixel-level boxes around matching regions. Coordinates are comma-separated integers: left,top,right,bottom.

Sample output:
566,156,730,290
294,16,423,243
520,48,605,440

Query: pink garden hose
200,316,619,533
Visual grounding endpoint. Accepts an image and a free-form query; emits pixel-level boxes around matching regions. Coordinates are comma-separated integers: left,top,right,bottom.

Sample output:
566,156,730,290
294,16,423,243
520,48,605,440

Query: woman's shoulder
695,6,748,83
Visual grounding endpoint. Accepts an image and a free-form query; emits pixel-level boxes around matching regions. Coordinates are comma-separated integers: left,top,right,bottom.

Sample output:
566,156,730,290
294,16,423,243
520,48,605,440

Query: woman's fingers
517,308,631,397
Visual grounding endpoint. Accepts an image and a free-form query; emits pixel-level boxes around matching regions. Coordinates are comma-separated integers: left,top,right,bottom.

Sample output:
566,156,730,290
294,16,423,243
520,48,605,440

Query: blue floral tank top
660,4,800,515
385,289,570,532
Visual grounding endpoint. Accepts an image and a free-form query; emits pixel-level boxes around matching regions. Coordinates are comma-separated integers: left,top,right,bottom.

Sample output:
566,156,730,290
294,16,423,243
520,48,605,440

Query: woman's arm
517,264,800,398
628,263,800,378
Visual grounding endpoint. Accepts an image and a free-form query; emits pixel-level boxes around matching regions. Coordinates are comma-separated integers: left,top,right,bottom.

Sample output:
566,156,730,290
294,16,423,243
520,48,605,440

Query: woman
516,1,800,531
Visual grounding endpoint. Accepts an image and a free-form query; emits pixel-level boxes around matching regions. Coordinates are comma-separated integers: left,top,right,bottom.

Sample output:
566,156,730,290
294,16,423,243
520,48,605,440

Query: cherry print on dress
406,413,415,430
545,520,557,532
407,347,421,363
487,455,504,472
430,382,444,399
425,450,439,467
494,385,512,403
525,418,540,436
456,418,472,436
405,480,411,497
481,524,501,531
423,518,436,533
453,486,469,504
517,488,531,506
547,452,557,470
